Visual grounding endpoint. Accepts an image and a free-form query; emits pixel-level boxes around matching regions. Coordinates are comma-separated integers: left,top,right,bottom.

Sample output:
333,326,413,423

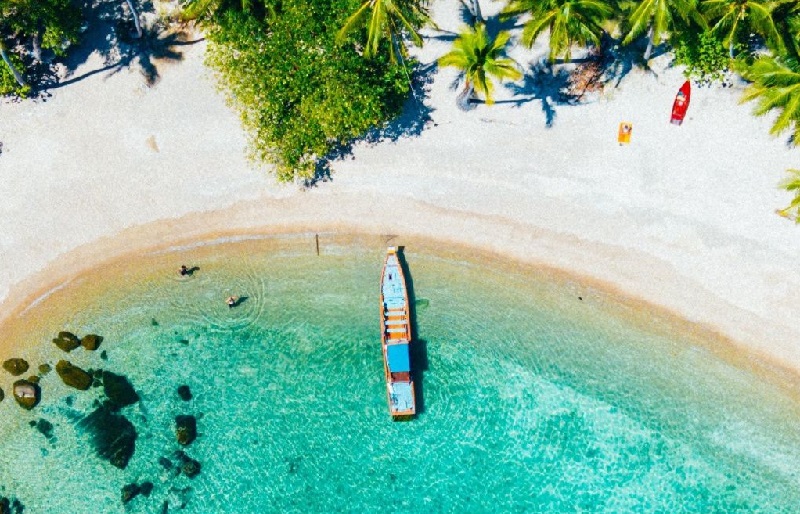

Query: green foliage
205,2,410,181
0,50,29,96
438,23,521,105
500,0,614,62
737,55,800,144
772,1,800,58
620,0,706,48
180,0,279,22
336,0,432,62
0,0,82,55
777,168,800,222
673,30,730,81
702,0,782,57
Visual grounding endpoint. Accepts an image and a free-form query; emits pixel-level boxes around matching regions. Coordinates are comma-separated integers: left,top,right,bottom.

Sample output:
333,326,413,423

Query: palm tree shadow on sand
35,0,200,92
492,63,579,127
491,33,653,126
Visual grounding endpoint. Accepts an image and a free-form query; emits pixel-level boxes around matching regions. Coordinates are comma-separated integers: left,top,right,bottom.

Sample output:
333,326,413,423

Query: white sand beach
1,1,799,375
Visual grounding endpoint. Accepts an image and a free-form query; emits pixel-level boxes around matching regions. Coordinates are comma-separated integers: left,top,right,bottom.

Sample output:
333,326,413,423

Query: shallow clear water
1,235,799,513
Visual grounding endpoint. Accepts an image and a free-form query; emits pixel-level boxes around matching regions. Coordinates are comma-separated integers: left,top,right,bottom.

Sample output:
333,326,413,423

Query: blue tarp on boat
387,343,411,372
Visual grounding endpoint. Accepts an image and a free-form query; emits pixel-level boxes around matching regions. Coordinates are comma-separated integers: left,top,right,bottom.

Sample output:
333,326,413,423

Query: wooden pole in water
315,234,320,256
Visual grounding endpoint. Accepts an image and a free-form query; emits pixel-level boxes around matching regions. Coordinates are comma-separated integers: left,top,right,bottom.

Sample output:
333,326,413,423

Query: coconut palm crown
702,0,783,58
438,23,522,105
621,0,706,59
500,0,614,62
738,55,800,144
337,0,431,62
777,168,800,222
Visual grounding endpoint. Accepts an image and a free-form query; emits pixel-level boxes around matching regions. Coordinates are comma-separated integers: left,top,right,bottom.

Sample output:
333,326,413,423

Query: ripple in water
0,236,798,513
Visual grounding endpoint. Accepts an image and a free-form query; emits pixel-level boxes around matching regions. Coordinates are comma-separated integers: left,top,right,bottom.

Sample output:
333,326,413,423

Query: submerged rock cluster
102,371,139,408
78,403,138,469
55,360,92,390
0,331,109,412
52,331,103,353
0,496,24,514
2,325,208,510
175,415,197,446
2,358,29,376
12,380,39,410
121,481,153,503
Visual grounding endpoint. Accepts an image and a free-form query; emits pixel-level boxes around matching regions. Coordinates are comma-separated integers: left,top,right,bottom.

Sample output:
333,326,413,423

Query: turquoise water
1,236,800,513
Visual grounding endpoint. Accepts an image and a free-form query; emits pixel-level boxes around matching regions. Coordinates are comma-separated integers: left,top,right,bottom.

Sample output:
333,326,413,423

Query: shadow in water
396,246,429,415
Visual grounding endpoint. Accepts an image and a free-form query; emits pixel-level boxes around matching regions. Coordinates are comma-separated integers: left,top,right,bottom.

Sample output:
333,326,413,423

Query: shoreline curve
2,196,799,398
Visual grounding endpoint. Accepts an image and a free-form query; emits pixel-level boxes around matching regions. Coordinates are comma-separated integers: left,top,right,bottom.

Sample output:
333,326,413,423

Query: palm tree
737,55,800,144
772,0,800,57
124,0,143,38
777,168,800,222
701,0,782,58
622,0,706,60
438,23,522,105
0,0,80,90
462,0,483,24
0,39,26,88
500,0,614,62
0,1,27,88
337,0,431,62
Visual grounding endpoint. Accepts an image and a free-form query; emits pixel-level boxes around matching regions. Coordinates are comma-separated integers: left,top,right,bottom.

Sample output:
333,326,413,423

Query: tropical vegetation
621,0,707,60
0,0,799,187
778,168,800,222
204,0,410,181
737,55,800,144
0,0,82,95
673,30,730,81
701,0,782,58
336,0,432,62
438,23,521,105
500,0,613,62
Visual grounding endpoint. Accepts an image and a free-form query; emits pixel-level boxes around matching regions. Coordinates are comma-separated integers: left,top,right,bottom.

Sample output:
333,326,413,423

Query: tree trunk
643,25,654,60
460,0,482,25
728,40,735,59
32,32,42,63
0,41,27,88
457,80,475,111
471,0,483,24
125,0,143,38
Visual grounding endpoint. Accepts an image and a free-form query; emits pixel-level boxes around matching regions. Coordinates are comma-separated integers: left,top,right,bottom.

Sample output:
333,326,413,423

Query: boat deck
388,381,414,413
381,248,416,417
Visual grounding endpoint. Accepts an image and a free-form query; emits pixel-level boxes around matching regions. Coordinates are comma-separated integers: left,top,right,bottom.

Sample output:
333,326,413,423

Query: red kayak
670,81,691,125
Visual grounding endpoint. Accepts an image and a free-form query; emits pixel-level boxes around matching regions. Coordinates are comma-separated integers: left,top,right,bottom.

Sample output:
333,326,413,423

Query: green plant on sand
777,168,800,222
500,0,614,63
206,3,409,182
737,55,800,145
673,30,731,81
438,23,522,106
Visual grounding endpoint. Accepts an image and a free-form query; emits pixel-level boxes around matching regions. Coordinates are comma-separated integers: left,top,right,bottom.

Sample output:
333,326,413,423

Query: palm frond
623,0,656,44
438,24,521,105
337,2,374,43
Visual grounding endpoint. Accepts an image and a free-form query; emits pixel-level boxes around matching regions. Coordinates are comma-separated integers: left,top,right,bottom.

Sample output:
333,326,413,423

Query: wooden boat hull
380,247,416,418
670,81,691,125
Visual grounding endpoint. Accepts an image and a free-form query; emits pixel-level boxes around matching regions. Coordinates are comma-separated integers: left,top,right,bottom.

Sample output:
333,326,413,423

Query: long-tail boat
380,247,416,419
